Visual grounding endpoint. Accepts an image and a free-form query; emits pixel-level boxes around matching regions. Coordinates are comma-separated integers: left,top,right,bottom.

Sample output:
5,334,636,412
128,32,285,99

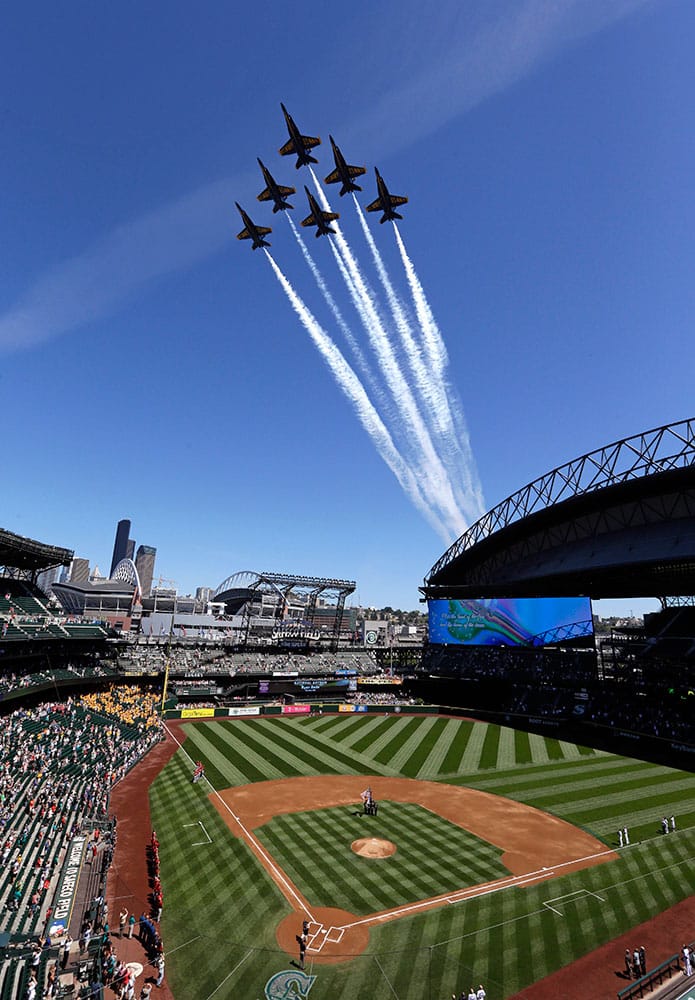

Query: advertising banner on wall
227,706,260,717
50,835,86,936
281,704,311,714
180,707,215,719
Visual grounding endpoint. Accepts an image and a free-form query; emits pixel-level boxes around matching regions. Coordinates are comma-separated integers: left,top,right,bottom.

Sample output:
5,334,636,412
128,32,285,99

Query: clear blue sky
2,0,692,612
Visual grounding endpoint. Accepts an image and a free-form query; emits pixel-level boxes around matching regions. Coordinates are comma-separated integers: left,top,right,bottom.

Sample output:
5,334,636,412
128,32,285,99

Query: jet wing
348,165,366,178
258,185,295,202
324,168,341,185
237,225,271,241
365,198,382,214
279,135,320,157
389,195,408,207
300,213,317,229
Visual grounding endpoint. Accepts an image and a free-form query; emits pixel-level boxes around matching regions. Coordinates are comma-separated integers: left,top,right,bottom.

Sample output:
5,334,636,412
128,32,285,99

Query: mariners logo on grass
264,969,316,999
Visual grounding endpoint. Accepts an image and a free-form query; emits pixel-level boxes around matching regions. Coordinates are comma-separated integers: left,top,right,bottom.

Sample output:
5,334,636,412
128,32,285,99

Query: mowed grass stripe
373,716,424,765
254,718,383,775
344,715,400,752
183,724,265,785
436,721,473,775
459,722,488,773
393,808,504,890
216,719,308,779
347,715,402,754
496,726,517,769
528,770,695,811
259,811,401,913
479,724,501,770
389,716,446,775
309,714,349,735
311,714,372,743
416,718,465,778
259,815,389,913
515,729,533,765
465,754,648,791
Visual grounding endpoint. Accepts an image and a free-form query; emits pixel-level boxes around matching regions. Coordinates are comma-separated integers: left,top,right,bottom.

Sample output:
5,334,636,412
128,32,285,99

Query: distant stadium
1,416,695,999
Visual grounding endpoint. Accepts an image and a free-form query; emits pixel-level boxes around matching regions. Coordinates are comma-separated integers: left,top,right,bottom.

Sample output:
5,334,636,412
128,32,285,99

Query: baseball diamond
138,713,695,1000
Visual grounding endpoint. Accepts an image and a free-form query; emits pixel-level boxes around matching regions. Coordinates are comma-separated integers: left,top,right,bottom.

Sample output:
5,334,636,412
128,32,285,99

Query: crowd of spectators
0,687,163,997
118,644,380,678
419,643,694,742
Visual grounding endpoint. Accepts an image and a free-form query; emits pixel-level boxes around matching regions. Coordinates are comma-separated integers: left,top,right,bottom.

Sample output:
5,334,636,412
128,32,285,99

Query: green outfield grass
148,714,695,1000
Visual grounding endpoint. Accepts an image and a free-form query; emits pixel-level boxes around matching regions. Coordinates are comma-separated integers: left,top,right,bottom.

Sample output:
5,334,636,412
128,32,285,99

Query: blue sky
2,0,692,612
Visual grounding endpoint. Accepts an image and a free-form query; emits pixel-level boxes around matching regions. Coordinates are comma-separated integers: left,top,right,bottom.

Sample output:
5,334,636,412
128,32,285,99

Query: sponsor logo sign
50,836,86,935
181,707,215,719
227,706,260,717
281,704,311,714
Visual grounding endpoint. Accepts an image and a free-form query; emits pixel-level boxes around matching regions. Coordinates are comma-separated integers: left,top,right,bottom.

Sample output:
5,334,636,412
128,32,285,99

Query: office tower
109,519,131,577
135,545,157,598
37,566,59,596
126,539,135,561
69,558,90,584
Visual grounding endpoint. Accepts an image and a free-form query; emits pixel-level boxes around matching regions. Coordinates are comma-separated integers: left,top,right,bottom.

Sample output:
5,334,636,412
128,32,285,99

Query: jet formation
236,105,408,249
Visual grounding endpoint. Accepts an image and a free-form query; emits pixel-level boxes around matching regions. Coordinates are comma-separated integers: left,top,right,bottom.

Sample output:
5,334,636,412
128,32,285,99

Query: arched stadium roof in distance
112,558,142,592
0,527,73,573
423,417,695,601
214,570,356,604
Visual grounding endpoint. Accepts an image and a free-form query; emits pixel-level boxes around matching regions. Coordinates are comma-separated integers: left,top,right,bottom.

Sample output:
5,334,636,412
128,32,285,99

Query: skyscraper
126,539,135,561
135,545,157,598
109,519,131,577
69,558,90,584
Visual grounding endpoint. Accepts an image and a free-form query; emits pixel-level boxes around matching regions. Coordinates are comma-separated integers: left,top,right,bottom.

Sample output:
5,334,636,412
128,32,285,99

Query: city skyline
3,0,692,614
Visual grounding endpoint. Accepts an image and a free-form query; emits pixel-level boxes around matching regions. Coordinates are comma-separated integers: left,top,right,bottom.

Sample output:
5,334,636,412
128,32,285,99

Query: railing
617,950,687,1000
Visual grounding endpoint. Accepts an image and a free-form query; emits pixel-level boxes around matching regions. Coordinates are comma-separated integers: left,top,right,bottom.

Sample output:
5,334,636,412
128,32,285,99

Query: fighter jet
300,186,339,238
324,136,366,196
278,103,321,168
235,202,272,250
256,159,296,213
365,168,408,223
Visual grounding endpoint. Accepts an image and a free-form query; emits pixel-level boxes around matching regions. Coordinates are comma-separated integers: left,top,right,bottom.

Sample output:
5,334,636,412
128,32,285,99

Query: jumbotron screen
428,597,593,647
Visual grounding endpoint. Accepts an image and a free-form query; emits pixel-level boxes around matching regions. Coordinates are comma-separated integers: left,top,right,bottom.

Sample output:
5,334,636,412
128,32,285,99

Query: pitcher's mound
351,837,397,858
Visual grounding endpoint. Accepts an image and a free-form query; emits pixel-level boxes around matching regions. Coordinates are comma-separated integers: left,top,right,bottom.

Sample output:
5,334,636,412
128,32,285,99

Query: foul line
204,949,253,1000
164,723,313,920
167,934,201,955
373,955,400,999
338,847,618,931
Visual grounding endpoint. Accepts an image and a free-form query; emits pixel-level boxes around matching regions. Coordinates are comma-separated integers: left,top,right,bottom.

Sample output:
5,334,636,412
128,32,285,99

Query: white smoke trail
263,250,449,540
353,194,453,438
285,214,381,407
308,169,467,538
393,222,486,522
392,222,449,378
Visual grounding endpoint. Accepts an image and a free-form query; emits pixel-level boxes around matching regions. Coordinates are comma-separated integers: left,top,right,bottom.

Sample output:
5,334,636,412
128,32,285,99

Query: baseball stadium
1,417,695,1000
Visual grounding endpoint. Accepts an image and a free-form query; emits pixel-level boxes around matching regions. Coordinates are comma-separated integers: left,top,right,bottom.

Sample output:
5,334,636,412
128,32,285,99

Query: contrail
308,170,467,538
263,250,448,539
355,197,484,524
392,222,448,378
393,222,486,522
285,214,382,408
353,194,452,436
